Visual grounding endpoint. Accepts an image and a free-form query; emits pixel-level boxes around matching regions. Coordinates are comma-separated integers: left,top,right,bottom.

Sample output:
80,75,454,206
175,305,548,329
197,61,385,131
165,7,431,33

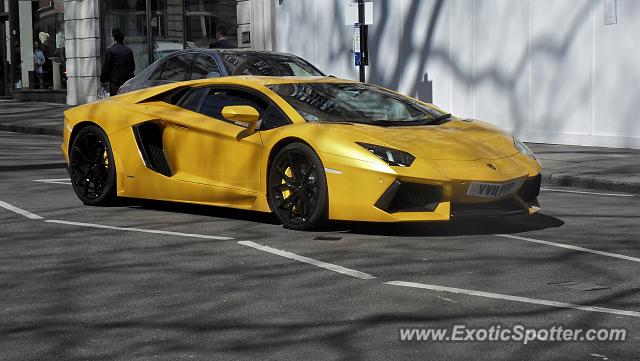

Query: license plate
467,179,524,198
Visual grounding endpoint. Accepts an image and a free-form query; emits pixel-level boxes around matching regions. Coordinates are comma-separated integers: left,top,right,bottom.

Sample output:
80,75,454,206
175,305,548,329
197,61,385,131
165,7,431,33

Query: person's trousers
109,82,119,96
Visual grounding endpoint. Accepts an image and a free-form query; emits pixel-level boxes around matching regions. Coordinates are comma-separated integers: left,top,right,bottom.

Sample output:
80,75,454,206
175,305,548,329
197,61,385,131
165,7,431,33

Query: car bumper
320,151,541,222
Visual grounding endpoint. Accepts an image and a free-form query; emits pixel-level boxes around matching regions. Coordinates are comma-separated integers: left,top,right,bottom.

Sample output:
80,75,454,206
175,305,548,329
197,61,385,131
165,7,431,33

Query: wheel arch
266,136,316,182
68,121,101,154
69,121,125,194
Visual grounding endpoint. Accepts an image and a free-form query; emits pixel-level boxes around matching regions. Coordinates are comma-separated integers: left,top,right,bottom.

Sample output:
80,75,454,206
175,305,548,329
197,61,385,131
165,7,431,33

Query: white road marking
46,219,234,240
33,178,72,185
0,200,43,220
386,281,640,318
238,240,376,280
496,234,640,263
541,187,635,197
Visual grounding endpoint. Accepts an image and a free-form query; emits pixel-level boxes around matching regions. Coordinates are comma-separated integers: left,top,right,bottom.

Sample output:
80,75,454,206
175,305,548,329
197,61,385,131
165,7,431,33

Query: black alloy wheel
268,143,328,230
69,125,117,205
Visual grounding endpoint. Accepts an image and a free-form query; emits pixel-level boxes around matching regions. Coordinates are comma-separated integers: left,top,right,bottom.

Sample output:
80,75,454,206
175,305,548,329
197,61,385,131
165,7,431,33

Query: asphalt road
1,131,639,361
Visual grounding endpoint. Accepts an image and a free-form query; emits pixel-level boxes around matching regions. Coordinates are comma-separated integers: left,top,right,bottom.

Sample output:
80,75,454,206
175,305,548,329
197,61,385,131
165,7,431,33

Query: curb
542,173,640,194
0,124,63,136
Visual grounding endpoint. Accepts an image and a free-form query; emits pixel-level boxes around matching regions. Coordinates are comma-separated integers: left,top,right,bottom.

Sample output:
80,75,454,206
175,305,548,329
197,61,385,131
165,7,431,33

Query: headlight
513,137,538,161
357,142,415,167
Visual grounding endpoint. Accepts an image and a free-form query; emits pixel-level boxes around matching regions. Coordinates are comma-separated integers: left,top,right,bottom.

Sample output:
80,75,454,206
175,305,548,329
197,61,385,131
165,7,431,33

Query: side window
159,54,192,82
260,105,291,130
148,63,164,81
190,55,221,80
179,88,208,112
198,88,269,126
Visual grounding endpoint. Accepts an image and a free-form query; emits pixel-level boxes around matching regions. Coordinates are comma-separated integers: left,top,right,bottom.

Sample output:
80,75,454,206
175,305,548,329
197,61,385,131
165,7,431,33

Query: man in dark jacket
100,28,135,96
209,25,235,49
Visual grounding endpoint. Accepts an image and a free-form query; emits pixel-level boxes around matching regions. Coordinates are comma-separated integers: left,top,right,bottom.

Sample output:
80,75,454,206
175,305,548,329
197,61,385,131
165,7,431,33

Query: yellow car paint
62,76,542,222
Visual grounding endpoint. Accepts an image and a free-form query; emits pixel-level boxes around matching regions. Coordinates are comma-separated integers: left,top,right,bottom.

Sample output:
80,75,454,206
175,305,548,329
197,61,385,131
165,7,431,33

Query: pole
8,0,17,93
0,1,6,96
357,0,365,82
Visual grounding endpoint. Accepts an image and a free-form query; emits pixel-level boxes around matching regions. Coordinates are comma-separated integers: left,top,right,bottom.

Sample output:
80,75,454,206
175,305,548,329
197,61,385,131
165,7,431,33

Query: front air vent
375,181,442,213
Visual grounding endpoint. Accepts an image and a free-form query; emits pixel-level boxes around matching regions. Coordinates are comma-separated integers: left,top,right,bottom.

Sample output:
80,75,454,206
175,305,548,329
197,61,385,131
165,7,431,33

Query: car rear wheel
69,125,117,205
268,143,328,230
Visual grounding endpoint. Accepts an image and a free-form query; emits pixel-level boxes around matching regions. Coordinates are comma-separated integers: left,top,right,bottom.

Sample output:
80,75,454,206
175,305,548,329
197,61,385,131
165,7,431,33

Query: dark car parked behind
117,49,324,94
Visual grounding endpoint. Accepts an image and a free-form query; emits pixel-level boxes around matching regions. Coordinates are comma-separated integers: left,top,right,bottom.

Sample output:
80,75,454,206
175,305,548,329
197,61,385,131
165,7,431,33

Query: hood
343,120,518,161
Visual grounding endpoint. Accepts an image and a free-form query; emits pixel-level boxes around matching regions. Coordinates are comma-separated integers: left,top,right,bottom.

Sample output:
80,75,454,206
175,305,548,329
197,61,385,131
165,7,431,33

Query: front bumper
320,151,541,222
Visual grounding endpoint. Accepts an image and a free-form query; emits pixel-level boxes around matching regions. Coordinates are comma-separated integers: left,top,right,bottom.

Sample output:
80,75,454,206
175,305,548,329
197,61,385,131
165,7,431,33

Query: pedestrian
100,28,135,96
33,43,45,89
209,25,235,49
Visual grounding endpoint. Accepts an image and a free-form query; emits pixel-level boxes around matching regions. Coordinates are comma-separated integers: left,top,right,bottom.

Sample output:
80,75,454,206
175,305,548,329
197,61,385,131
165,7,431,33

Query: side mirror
222,105,260,140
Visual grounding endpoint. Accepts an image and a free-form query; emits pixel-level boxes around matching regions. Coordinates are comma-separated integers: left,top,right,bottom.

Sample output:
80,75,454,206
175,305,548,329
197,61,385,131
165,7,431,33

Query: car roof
167,48,306,58
182,75,357,87
118,76,358,104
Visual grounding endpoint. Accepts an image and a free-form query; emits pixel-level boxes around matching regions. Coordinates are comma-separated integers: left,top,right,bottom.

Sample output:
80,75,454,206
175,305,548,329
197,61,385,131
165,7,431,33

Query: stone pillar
166,0,183,45
18,0,33,88
64,0,100,105
249,0,275,51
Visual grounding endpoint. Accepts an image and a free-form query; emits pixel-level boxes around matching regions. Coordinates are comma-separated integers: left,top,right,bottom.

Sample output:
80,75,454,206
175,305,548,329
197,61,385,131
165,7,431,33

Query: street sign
345,2,373,25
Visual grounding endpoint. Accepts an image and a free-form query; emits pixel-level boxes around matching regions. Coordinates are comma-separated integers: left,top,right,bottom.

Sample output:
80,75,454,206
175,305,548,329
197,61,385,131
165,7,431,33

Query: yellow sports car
62,76,542,230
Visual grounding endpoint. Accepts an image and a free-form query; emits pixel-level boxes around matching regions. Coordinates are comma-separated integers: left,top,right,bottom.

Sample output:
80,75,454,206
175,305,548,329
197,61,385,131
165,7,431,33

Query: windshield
219,52,324,77
267,82,448,125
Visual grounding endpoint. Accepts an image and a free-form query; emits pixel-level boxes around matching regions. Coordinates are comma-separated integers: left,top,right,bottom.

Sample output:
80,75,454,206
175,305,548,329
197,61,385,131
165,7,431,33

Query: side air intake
132,121,172,177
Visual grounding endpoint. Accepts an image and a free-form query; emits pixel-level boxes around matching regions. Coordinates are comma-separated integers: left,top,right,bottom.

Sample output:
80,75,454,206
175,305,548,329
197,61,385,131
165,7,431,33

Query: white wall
275,0,640,149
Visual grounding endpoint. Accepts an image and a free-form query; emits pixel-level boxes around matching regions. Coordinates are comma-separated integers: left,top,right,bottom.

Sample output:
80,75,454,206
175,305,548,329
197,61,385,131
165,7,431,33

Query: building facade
1,0,275,104
2,0,640,149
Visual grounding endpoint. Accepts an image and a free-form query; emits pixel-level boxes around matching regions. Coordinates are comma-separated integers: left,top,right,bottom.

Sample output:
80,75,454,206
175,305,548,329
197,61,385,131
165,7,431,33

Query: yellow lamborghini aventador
62,76,542,230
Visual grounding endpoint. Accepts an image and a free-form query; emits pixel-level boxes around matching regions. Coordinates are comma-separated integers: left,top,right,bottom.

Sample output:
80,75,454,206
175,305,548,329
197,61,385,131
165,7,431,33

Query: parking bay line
0,200,44,220
386,281,640,318
33,178,71,185
46,219,234,240
238,240,376,280
238,241,640,318
496,234,640,263
5,206,640,318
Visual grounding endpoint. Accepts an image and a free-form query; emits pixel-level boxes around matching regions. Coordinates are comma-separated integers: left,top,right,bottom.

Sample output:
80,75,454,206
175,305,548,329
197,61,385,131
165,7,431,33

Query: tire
69,125,117,205
268,143,328,231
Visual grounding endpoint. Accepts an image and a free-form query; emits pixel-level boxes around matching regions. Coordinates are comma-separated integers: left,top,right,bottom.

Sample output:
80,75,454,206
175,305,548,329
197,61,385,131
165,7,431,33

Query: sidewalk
0,99,69,136
1,99,639,194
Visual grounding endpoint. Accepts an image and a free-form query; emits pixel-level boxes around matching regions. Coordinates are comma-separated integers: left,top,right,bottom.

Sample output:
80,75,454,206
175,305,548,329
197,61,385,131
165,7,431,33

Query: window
260,105,291,130
220,52,324,76
190,55,221,80
159,54,193,81
148,63,165,81
179,87,209,112
185,0,238,49
197,88,268,125
267,82,447,126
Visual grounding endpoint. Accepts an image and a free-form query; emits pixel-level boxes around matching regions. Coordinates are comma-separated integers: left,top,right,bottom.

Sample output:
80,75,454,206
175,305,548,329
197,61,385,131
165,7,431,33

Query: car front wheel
69,125,117,205
268,143,328,230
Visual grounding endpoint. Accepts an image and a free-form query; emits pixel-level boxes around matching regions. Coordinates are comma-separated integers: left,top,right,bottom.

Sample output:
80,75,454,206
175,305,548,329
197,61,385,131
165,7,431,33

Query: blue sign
354,52,361,66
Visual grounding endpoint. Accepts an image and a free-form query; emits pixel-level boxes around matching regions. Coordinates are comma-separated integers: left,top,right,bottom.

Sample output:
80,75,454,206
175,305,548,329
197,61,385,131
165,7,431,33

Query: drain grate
314,236,343,241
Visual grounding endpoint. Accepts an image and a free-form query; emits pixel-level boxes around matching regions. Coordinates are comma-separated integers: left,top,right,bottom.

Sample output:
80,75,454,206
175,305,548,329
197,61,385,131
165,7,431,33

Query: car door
161,86,267,202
